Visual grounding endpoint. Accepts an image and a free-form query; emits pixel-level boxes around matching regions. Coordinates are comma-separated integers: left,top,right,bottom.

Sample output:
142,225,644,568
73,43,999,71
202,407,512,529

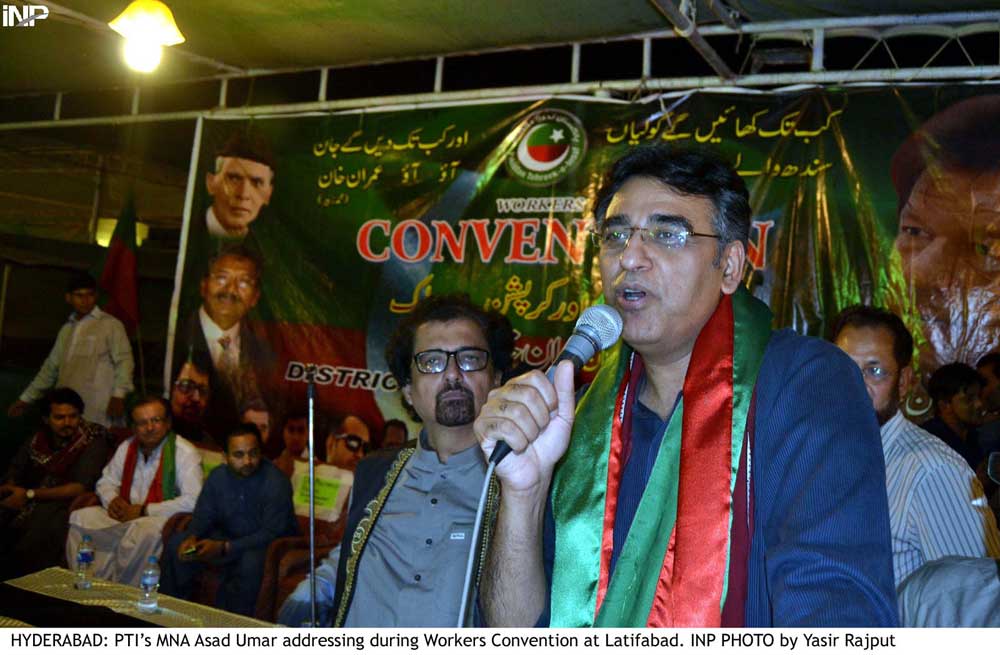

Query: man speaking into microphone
474,147,897,627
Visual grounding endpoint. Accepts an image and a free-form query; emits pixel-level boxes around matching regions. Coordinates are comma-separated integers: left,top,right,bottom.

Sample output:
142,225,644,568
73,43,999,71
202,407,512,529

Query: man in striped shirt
831,305,1000,590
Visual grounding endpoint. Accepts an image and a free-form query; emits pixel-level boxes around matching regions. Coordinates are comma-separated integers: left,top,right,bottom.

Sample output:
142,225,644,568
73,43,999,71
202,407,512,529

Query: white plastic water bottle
74,535,94,590
137,556,160,613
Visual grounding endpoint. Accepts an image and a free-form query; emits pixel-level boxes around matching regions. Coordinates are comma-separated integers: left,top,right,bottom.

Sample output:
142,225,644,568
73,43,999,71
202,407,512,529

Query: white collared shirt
20,307,134,427
96,433,203,517
881,410,1000,587
199,305,241,369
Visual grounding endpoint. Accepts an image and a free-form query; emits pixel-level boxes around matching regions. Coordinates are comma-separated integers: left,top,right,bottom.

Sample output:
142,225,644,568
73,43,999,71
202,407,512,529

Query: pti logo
506,108,587,186
2,4,49,27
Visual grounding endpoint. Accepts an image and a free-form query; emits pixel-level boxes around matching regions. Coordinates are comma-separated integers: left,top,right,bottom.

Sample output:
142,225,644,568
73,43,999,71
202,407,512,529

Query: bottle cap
82,535,92,542
148,556,157,563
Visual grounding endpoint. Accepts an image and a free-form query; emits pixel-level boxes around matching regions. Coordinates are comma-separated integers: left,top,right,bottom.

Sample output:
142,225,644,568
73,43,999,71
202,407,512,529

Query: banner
168,84,1000,457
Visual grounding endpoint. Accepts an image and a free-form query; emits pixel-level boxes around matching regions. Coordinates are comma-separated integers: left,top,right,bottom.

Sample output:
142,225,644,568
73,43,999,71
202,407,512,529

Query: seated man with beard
279,294,514,627
170,353,219,449
0,388,109,579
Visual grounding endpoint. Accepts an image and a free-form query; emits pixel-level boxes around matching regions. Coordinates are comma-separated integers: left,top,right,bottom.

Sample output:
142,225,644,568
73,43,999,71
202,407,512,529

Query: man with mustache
169,353,218,448
830,305,1000,595
175,245,275,438
475,147,896,627
66,396,203,585
0,388,109,579
281,294,513,627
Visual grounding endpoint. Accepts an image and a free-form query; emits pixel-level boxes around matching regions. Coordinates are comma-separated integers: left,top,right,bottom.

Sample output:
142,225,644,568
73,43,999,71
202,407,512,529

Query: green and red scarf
550,288,772,627
120,432,178,505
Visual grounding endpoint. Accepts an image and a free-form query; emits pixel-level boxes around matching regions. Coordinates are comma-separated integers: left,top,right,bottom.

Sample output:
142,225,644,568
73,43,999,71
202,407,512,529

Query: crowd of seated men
2,261,999,626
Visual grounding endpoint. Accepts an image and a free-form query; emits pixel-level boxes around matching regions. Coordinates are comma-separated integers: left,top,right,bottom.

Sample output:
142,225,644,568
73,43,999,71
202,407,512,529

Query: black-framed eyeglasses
333,433,370,454
174,379,209,396
590,224,720,252
413,348,490,374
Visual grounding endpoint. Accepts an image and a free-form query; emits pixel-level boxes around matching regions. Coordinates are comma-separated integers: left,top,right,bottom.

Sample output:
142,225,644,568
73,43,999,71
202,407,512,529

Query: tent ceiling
3,1,999,95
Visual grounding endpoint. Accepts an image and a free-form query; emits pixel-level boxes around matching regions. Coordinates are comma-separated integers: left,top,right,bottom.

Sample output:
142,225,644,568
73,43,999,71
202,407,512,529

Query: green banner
169,86,1000,450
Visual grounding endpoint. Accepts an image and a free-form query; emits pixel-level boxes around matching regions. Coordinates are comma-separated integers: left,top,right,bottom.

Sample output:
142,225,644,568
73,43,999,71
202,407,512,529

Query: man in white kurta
67,397,202,586
9,273,134,427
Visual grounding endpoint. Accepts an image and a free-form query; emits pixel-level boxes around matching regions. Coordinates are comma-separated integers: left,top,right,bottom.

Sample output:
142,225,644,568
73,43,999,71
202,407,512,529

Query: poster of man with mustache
173,244,276,441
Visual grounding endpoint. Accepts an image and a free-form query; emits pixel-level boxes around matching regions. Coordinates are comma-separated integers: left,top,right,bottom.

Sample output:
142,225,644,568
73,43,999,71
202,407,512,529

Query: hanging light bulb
108,0,185,73
122,39,162,73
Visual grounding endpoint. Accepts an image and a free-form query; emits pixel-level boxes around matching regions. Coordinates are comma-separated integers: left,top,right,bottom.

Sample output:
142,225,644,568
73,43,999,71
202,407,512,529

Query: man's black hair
384,294,515,422
225,422,262,452
927,363,985,408
976,352,1000,375
828,305,914,369
204,243,263,283
383,418,407,434
66,272,97,294
42,387,85,416
173,348,214,390
593,146,752,262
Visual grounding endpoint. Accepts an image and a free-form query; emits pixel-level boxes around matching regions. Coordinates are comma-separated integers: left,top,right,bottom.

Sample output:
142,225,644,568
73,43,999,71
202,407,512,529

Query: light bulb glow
122,38,162,73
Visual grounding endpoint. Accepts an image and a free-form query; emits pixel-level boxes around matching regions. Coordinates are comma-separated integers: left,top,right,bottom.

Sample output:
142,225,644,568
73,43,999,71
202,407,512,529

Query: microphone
489,304,623,465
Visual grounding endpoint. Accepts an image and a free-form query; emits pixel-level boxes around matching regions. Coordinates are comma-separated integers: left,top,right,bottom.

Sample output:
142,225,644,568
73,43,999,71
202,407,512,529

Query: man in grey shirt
279,294,513,627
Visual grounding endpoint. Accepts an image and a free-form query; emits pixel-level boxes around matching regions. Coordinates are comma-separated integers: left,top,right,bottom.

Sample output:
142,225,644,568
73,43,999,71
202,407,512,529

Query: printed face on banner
281,416,309,457
895,166,1000,372
200,254,261,331
171,362,211,423
206,156,274,237
598,177,743,364
403,319,499,431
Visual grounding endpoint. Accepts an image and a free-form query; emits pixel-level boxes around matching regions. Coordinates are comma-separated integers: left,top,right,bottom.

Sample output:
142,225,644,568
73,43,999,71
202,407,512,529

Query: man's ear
898,365,914,399
402,383,412,407
206,171,218,195
720,240,747,295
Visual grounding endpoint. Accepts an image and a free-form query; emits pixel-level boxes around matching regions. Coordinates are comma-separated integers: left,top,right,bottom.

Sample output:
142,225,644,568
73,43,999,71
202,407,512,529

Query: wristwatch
25,489,35,500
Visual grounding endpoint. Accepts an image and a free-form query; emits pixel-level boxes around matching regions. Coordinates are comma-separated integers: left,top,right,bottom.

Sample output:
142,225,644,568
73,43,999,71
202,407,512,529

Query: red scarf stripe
652,293,735,626
119,439,165,506
595,353,635,616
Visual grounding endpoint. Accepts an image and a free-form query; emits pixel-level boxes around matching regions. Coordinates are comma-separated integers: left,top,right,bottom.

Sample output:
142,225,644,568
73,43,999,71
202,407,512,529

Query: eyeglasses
175,379,209,396
134,416,167,429
209,272,257,292
413,348,490,374
860,365,893,382
590,224,720,252
333,433,370,454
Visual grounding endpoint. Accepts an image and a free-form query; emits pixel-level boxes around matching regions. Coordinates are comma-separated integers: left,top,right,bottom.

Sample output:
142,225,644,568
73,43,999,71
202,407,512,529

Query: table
1,567,272,628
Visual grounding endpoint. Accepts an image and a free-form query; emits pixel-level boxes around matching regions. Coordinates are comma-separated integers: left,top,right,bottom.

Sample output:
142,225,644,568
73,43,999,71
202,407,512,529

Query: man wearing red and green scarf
475,147,897,627
67,396,203,586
